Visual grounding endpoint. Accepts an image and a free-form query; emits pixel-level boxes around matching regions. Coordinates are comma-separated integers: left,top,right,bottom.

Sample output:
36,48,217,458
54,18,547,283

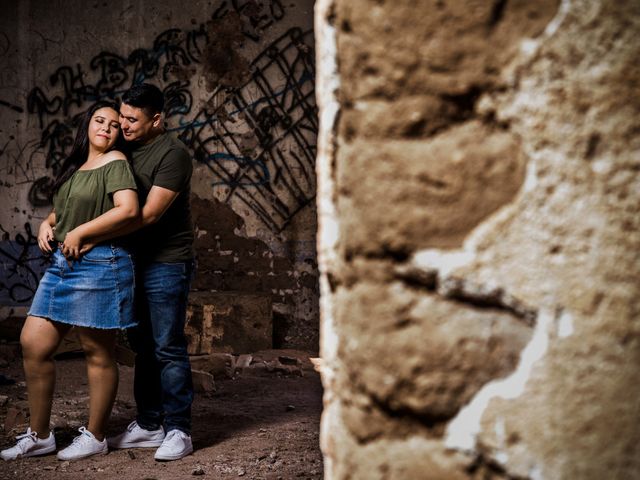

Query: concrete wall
0,0,318,351
316,0,640,478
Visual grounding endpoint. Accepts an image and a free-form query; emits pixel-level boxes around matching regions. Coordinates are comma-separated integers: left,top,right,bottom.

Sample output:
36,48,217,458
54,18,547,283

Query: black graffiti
24,26,208,205
23,6,235,203
0,136,14,160
164,81,194,119
25,118,75,205
39,119,75,172
21,1,315,234
214,0,286,42
0,99,24,113
0,31,9,56
28,177,55,207
91,52,129,97
49,65,97,116
208,153,270,187
26,88,62,129
129,48,161,84
176,28,317,233
0,223,47,304
0,138,38,185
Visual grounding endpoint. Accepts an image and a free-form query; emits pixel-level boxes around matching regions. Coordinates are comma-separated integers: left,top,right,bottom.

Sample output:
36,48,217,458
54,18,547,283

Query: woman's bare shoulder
102,150,128,163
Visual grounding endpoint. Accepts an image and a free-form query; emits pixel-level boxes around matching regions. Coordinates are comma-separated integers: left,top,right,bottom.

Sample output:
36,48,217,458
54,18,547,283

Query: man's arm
138,185,181,227
79,185,180,253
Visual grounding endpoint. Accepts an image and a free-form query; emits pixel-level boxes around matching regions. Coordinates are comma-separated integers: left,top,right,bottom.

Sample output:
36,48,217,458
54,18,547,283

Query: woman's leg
20,316,71,438
75,327,118,441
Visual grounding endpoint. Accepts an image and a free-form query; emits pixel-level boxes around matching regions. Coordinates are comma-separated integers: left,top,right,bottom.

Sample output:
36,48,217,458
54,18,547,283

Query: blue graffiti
21,7,316,234
207,153,270,187
167,71,314,133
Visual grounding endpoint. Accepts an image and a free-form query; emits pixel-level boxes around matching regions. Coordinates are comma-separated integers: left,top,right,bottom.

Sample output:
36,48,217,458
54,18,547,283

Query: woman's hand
62,228,84,260
37,220,55,254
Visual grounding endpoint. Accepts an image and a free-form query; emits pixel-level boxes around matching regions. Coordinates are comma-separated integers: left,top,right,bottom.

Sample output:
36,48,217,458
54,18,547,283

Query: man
106,83,195,461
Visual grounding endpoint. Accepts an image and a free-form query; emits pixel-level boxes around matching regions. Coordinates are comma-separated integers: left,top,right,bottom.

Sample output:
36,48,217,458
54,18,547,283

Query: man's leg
142,261,194,461
143,261,193,435
129,278,164,431
108,270,166,450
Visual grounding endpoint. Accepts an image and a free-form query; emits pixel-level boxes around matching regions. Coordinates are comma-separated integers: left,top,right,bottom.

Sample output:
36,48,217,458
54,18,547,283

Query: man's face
119,102,159,144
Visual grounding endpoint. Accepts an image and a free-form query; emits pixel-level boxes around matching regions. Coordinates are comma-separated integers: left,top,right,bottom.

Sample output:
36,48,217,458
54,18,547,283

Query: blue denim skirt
28,245,136,329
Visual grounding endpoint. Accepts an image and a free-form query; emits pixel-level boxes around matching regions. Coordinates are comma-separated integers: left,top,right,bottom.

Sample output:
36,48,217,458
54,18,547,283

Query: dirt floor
0,348,324,480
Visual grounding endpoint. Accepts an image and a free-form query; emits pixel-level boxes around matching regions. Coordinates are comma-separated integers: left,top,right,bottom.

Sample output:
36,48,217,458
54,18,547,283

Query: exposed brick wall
192,197,319,351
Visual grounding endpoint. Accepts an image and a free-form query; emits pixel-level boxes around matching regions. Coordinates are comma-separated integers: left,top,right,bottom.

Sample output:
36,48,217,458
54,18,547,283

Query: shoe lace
14,430,38,453
163,430,184,443
126,421,139,432
69,427,92,447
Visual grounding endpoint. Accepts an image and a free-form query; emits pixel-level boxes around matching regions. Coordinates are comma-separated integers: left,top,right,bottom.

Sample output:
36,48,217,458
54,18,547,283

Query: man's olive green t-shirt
53,160,137,242
127,132,194,263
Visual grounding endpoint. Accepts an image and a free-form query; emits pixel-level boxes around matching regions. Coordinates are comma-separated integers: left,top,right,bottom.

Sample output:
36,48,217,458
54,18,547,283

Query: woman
0,101,139,461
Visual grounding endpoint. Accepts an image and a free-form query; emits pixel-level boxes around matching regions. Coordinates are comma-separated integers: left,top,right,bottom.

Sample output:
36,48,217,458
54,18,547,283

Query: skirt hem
27,311,136,330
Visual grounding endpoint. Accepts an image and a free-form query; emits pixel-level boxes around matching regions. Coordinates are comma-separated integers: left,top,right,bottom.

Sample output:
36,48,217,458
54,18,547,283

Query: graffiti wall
0,0,318,350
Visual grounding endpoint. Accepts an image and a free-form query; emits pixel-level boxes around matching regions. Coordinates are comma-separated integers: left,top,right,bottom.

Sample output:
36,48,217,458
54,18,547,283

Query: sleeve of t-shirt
153,147,193,192
105,160,137,194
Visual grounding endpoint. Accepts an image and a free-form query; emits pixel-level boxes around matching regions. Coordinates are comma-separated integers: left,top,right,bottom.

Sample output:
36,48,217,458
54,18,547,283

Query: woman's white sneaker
154,429,193,461
107,420,165,449
0,428,56,460
56,427,107,461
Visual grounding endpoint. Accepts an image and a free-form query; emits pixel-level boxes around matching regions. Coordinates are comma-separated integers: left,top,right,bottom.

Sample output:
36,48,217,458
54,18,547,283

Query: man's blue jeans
128,261,194,434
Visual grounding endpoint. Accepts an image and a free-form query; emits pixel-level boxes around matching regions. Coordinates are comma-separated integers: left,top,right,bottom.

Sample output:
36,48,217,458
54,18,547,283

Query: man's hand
79,242,97,256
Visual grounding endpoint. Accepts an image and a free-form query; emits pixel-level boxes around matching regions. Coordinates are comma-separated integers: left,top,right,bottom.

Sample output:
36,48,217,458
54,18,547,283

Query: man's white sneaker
154,429,193,461
107,421,165,449
56,427,107,461
0,428,56,461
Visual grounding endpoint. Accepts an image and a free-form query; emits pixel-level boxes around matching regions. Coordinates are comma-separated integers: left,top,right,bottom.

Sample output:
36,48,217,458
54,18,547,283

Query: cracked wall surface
316,0,640,478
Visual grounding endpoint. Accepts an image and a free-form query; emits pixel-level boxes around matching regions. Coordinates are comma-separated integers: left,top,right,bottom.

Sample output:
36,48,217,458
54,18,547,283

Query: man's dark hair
121,83,164,117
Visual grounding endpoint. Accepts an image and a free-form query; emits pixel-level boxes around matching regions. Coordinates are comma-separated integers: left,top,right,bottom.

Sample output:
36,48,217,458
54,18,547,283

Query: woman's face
88,107,121,152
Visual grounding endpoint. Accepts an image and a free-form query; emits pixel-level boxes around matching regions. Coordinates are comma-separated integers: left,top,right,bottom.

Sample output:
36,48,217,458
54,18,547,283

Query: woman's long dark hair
51,100,124,194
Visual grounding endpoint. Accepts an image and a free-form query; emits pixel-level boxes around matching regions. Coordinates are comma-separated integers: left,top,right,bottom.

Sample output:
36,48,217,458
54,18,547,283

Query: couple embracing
1,83,195,462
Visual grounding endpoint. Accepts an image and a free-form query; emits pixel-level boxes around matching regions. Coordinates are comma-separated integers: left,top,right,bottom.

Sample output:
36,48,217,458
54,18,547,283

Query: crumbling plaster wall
0,0,319,350
316,0,640,478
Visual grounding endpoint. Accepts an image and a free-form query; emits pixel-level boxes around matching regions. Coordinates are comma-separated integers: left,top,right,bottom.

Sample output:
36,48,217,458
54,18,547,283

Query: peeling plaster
530,465,545,480
518,0,572,62
316,0,640,476
556,310,574,338
316,0,341,369
315,0,341,475
493,418,509,465
436,7,578,452
411,250,475,278
444,308,556,453
543,0,572,38
523,160,538,193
